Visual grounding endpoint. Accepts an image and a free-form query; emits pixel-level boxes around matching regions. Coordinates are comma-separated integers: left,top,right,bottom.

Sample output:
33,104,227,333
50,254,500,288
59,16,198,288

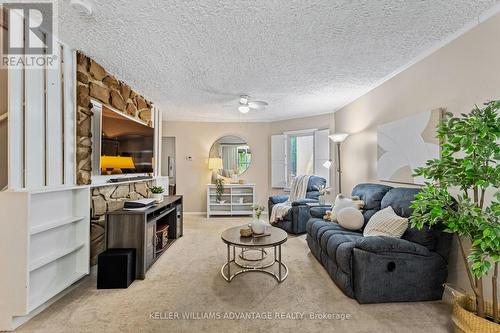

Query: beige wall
162,113,335,213
334,12,500,298
162,121,272,213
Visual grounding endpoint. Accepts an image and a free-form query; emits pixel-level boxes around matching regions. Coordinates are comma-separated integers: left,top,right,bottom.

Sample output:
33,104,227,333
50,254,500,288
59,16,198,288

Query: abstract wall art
377,108,443,185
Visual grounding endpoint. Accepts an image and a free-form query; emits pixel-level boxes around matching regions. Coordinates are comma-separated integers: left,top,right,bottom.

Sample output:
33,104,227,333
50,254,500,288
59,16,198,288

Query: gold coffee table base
221,244,288,283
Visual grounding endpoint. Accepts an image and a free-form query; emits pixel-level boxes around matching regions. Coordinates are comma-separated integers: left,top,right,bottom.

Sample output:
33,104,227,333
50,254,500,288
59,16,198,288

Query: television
100,107,154,175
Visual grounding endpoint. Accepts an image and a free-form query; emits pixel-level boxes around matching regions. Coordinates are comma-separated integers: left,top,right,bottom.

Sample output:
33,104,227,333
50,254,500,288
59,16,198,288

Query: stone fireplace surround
90,181,154,265
76,52,157,264
76,51,154,186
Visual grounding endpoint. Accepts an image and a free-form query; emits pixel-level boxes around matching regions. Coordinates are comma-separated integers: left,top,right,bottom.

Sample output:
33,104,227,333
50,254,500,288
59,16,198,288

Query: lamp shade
208,157,223,170
101,156,136,170
329,133,349,143
322,160,332,169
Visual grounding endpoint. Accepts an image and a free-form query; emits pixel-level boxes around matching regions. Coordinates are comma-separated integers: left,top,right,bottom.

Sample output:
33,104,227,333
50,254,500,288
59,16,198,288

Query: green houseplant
252,205,265,220
215,178,225,203
410,101,499,330
151,186,165,203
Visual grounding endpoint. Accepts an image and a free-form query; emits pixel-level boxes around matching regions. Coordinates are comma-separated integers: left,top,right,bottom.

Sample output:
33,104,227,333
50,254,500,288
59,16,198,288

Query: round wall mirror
209,136,252,178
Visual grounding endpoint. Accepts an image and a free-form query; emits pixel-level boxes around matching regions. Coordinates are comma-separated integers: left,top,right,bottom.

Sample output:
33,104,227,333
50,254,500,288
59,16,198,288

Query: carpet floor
16,215,453,333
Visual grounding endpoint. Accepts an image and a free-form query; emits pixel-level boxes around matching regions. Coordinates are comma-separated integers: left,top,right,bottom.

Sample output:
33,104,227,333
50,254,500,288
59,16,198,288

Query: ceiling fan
237,95,268,114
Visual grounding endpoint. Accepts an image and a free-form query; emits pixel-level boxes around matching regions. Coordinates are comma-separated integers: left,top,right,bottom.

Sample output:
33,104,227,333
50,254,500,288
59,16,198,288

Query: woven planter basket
452,295,500,333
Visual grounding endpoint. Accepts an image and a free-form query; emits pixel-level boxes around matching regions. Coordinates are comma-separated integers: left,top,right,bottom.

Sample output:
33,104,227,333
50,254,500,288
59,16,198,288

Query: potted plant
253,204,265,220
150,186,165,203
410,101,499,332
215,178,225,203
250,205,266,234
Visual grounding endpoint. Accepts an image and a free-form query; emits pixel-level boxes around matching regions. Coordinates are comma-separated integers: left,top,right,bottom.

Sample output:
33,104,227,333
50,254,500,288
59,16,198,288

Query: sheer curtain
221,145,238,173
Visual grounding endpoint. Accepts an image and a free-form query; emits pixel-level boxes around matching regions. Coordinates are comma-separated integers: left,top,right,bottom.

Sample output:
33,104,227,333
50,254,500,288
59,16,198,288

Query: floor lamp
328,133,349,194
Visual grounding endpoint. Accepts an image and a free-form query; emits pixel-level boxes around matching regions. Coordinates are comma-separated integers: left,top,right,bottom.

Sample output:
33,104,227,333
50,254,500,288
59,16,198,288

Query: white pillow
331,194,357,221
363,206,408,238
337,207,364,230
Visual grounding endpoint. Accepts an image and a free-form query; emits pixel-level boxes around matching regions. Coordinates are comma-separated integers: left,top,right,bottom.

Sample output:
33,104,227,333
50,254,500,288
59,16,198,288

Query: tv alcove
107,195,183,279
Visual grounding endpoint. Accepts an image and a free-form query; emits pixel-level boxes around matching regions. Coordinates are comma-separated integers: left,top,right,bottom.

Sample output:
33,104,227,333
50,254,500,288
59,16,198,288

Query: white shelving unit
206,183,256,218
0,187,90,329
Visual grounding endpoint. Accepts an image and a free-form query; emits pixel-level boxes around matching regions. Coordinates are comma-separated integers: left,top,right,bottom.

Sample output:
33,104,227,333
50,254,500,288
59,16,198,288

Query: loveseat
306,183,452,303
268,176,326,234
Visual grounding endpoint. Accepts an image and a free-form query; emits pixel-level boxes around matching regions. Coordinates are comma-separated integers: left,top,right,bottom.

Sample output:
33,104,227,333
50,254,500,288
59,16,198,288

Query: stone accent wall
90,181,153,265
76,52,154,185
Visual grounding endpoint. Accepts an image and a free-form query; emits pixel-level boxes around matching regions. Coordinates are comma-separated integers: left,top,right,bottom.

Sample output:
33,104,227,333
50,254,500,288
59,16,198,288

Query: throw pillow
363,206,408,238
331,194,358,221
337,207,364,230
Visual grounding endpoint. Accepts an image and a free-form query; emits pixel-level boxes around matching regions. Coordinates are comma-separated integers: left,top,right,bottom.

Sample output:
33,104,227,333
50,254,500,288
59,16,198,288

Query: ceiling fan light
70,0,93,16
238,105,250,114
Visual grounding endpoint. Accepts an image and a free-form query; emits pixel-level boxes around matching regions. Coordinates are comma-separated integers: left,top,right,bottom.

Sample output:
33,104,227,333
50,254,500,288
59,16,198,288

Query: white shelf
30,216,85,235
29,242,85,272
207,184,255,218
28,271,86,312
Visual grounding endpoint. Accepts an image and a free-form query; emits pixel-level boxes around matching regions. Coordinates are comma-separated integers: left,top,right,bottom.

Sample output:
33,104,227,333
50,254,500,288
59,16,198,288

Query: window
237,146,251,174
287,133,314,185
271,129,330,188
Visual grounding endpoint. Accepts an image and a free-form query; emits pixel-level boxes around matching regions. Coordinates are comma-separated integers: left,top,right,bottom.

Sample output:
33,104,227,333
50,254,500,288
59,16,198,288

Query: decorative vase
152,193,164,203
249,219,266,234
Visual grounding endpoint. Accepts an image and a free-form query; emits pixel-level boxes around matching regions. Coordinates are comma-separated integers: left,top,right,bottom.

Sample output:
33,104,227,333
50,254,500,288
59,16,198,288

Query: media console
107,195,183,279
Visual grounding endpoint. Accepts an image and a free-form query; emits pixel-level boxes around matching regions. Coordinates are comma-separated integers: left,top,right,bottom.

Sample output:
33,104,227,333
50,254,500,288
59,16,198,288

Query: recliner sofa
268,176,326,234
306,183,452,303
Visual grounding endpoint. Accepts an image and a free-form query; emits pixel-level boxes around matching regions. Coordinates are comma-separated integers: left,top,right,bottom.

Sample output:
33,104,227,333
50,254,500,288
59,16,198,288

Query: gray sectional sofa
306,183,452,303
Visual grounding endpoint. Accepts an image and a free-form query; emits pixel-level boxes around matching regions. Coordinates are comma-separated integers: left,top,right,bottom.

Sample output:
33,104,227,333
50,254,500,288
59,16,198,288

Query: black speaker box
97,248,136,289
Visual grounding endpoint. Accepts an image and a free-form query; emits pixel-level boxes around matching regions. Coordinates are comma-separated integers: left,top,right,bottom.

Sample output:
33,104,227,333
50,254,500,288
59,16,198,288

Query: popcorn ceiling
58,0,499,122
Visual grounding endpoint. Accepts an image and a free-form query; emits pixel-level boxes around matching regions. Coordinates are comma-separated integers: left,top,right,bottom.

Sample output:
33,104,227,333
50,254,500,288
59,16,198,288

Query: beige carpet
16,215,453,333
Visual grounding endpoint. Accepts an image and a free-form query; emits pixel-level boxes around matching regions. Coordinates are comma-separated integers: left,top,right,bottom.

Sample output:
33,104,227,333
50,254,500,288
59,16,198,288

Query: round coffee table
220,225,288,283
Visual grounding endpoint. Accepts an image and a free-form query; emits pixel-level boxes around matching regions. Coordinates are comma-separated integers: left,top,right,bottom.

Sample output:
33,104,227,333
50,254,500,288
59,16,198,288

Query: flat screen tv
100,107,154,175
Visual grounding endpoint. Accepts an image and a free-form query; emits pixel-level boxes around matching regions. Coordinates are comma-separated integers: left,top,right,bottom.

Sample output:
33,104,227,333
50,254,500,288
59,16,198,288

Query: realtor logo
1,1,57,68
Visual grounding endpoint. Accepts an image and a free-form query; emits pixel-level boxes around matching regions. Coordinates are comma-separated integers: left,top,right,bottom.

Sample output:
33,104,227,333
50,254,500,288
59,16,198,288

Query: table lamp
101,156,136,175
208,157,223,183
